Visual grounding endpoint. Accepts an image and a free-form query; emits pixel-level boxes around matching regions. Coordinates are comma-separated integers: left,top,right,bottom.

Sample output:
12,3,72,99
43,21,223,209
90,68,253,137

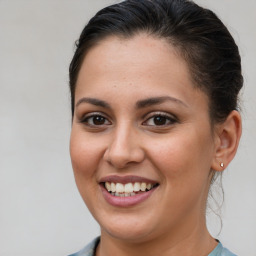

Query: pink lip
100,186,158,207
99,175,159,207
99,175,158,184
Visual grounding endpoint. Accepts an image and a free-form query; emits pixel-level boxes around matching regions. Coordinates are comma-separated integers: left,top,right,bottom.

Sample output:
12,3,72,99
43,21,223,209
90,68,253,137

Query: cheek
147,128,214,183
146,132,213,221
70,128,104,185
69,128,106,209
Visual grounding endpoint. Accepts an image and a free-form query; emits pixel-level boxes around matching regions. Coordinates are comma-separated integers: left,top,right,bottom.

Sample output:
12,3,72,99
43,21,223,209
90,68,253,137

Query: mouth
102,181,159,197
99,175,159,207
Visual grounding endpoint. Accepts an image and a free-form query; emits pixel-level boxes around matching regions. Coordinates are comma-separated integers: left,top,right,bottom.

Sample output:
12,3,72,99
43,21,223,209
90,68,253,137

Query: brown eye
82,114,111,126
92,116,106,125
143,113,177,126
153,116,168,126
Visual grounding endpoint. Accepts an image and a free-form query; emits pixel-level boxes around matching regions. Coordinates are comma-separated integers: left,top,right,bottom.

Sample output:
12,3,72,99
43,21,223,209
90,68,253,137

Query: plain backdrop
0,0,255,255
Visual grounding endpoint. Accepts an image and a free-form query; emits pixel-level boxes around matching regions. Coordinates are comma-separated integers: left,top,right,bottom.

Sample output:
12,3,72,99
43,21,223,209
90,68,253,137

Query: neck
96,217,217,256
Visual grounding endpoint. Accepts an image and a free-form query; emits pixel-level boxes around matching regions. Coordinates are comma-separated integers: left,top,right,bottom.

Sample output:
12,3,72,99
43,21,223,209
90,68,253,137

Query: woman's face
70,34,218,242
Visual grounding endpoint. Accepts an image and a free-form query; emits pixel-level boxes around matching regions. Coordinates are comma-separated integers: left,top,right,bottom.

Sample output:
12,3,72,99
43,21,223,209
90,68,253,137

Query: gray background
0,0,255,255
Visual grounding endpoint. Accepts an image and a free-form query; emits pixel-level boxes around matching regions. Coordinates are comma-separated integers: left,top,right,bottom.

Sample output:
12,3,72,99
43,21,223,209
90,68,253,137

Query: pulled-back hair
69,0,243,124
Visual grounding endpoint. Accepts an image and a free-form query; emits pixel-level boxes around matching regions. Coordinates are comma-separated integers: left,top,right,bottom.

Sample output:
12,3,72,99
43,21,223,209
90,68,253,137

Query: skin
70,34,241,256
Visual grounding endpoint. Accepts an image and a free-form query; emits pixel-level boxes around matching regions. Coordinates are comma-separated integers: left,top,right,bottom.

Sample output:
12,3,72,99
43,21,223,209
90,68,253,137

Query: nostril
104,149,145,169
103,132,145,168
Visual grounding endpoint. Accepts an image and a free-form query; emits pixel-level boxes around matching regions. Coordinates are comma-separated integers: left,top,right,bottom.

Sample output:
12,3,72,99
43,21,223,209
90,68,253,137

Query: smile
104,182,158,197
99,176,159,207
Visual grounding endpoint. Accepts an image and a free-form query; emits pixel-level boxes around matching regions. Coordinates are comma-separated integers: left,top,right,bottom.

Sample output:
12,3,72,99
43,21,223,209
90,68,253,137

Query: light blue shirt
69,237,237,256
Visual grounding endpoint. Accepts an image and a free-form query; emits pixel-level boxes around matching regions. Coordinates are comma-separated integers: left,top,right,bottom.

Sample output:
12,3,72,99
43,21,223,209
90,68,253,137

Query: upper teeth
105,182,154,193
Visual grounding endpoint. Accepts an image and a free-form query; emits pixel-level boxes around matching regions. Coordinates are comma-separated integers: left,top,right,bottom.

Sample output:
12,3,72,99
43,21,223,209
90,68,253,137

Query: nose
103,124,145,169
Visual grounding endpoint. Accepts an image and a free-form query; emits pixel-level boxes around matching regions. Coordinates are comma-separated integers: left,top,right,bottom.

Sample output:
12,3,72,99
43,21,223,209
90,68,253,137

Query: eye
143,113,177,126
82,114,111,126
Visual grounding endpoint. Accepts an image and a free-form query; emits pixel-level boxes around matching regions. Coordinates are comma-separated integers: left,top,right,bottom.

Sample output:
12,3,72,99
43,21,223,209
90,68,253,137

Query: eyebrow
75,96,188,109
76,97,111,109
136,96,188,109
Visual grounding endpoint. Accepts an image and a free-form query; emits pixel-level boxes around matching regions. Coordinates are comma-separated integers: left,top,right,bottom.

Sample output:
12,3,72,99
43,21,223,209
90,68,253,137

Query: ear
211,110,242,171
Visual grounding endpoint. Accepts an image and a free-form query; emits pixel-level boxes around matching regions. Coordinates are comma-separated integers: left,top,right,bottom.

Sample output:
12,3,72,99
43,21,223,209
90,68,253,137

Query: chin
97,213,156,242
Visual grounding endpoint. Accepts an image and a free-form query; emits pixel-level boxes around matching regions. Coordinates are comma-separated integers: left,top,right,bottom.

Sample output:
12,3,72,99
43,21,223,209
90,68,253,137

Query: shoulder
69,238,236,256
209,242,237,256
68,237,100,256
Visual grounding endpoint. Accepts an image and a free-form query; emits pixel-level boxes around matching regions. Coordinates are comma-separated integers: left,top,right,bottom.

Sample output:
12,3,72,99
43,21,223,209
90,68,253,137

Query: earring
220,162,224,168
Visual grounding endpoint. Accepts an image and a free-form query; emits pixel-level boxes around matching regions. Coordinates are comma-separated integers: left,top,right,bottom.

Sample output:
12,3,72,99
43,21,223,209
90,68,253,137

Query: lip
99,175,159,207
100,185,158,207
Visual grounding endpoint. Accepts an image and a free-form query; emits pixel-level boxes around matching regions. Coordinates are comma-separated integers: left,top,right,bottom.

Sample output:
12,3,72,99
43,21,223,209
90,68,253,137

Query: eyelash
80,112,111,127
143,112,177,126
80,112,177,128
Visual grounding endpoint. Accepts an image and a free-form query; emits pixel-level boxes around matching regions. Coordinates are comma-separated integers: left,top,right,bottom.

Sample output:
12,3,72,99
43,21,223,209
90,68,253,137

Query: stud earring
220,162,224,168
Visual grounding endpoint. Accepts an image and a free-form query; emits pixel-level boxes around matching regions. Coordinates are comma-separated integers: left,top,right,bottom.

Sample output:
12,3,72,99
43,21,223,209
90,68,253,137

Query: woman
68,0,242,255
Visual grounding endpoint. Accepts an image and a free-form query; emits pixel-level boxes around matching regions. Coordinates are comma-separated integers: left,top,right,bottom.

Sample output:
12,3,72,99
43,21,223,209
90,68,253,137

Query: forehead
75,34,208,110
78,35,189,84
80,34,186,73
